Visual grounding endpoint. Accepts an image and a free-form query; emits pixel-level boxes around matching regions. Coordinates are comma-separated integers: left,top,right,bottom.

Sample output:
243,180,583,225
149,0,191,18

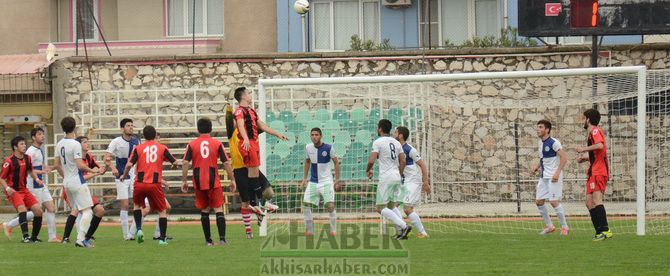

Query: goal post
256,66,670,237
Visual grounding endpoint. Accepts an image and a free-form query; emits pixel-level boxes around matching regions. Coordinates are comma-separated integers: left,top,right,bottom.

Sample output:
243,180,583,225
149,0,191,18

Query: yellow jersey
229,129,245,169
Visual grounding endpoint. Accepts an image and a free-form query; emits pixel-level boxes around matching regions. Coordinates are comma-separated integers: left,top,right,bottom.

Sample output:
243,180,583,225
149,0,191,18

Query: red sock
241,208,252,234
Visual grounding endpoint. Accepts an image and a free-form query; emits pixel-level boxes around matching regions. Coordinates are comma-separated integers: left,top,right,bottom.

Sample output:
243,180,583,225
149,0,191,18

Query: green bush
348,35,394,51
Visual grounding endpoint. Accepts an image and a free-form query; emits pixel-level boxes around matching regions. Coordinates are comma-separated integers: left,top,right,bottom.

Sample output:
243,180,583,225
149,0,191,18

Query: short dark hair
584,109,601,126
197,118,213,134
310,127,322,136
378,119,392,134
30,127,44,138
143,125,157,140
396,126,410,141
10,136,25,151
537,120,552,134
61,116,76,134
234,87,247,102
75,136,88,143
120,118,133,129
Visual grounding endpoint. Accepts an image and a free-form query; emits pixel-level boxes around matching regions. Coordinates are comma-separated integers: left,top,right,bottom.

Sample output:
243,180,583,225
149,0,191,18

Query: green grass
0,222,669,275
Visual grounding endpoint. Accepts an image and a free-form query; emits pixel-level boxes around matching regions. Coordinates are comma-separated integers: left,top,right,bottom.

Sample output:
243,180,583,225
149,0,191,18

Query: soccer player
104,118,140,240
181,118,236,246
394,126,431,238
226,104,277,239
531,120,569,236
54,117,100,247
366,119,412,240
233,87,287,211
577,109,612,241
61,136,106,244
121,125,178,245
300,128,341,236
1,136,44,243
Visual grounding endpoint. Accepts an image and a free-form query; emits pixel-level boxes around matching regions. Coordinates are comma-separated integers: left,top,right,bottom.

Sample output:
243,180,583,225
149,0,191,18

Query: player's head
60,116,77,134
143,125,157,141
583,108,601,129
11,136,27,153
30,127,45,145
234,87,252,104
197,118,213,134
120,118,134,135
377,119,392,135
310,127,322,144
76,136,89,152
395,126,410,142
536,120,552,137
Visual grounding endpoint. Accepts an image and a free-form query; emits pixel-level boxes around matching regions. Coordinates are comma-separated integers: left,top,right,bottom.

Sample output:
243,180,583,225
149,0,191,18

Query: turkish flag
545,3,562,16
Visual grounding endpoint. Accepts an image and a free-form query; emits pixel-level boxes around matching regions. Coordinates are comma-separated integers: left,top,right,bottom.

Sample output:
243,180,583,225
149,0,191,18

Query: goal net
257,66,670,237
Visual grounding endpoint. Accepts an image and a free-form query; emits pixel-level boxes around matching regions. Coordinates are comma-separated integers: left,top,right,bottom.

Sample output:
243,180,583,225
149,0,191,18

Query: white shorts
28,186,53,204
65,184,93,211
536,177,563,201
401,181,422,206
303,181,335,206
376,180,401,205
115,178,133,200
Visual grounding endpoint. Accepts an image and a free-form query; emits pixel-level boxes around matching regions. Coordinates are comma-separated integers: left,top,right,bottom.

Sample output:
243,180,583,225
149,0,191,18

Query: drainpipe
503,0,509,29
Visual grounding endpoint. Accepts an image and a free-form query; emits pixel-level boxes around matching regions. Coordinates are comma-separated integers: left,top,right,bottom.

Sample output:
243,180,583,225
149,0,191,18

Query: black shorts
234,168,271,202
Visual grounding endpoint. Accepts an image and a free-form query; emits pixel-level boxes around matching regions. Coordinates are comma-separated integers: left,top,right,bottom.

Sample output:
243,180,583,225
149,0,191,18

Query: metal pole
301,14,307,52
591,35,599,108
514,121,522,213
83,0,111,56
192,0,196,54
636,68,647,236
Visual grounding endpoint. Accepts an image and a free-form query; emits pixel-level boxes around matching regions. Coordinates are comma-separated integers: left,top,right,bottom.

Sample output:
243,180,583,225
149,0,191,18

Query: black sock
159,217,167,241
133,210,143,231
86,215,102,240
215,212,226,241
200,212,211,242
594,205,610,233
63,214,77,239
18,212,29,238
31,216,42,240
588,208,599,233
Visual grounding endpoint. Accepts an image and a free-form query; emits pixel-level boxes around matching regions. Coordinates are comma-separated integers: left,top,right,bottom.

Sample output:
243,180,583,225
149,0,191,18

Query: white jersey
56,138,85,184
372,136,404,183
106,136,140,180
538,137,563,179
305,143,337,184
26,145,47,189
401,143,422,184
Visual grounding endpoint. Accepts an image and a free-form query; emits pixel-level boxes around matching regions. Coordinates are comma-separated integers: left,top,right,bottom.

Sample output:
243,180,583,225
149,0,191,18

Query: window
73,0,99,41
420,0,500,47
542,36,593,45
312,0,380,51
167,0,224,36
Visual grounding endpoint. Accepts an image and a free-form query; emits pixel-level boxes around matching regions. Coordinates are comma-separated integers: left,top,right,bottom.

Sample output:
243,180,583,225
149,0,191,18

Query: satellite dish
46,43,56,62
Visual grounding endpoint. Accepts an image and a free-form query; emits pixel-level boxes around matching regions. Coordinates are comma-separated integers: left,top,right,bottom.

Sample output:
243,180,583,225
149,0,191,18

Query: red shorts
62,190,99,209
586,175,608,194
238,139,260,167
195,187,224,210
6,189,39,210
133,183,167,212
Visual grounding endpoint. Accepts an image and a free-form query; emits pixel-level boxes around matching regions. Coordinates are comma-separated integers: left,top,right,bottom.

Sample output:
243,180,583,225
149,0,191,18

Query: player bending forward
300,128,341,236
531,120,569,236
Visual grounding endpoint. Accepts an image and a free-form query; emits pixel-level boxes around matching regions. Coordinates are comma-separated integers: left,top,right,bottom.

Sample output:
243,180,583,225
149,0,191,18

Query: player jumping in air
394,126,431,238
577,109,613,241
367,119,412,240
121,125,179,245
531,120,569,236
300,128,341,237
1,136,44,243
181,118,236,246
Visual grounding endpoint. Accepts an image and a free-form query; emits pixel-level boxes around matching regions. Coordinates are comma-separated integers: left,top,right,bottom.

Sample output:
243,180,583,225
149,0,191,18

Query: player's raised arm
257,120,288,141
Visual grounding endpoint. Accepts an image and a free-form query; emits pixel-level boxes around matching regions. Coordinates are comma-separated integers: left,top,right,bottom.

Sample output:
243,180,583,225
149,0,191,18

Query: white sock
554,204,568,228
392,207,404,233
329,210,337,233
120,210,129,238
76,213,82,230
408,212,427,235
77,209,93,243
8,211,35,228
46,212,57,240
129,219,137,235
537,205,553,227
381,208,407,229
303,207,314,234
154,222,161,238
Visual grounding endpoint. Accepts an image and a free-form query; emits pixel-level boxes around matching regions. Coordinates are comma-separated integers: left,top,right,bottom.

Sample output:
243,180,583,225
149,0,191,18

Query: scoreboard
518,0,670,37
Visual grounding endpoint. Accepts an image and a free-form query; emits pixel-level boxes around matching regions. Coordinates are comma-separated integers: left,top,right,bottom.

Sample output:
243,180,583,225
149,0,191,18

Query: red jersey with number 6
587,127,609,178
130,141,176,184
184,135,229,190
